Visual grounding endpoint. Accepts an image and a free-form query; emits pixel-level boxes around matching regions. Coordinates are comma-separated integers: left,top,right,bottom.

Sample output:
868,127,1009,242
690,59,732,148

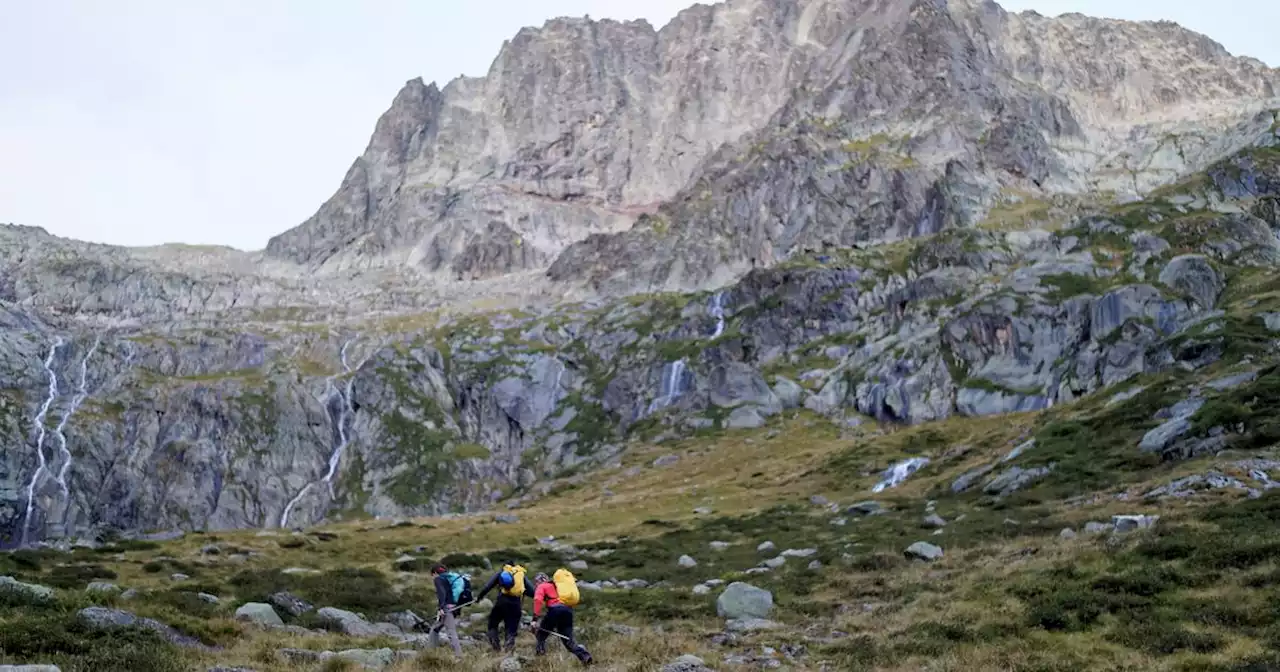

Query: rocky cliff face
2,0,1280,545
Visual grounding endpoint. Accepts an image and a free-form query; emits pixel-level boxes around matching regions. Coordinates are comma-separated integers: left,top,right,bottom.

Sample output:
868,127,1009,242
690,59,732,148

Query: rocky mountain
1,0,1279,546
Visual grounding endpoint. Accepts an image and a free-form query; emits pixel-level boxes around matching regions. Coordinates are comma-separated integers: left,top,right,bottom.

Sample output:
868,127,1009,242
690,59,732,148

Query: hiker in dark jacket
473,562,536,651
429,564,463,656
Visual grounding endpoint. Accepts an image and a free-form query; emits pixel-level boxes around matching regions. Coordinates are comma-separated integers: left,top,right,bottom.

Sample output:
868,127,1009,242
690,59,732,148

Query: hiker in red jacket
531,572,592,664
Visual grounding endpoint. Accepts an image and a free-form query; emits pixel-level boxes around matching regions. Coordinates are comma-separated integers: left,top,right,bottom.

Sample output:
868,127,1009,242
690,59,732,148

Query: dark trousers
487,596,522,651
536,605,591,664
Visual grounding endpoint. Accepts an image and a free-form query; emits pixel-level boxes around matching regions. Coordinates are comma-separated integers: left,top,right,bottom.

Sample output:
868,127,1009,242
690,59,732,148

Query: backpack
500,564,526,597
443,572,473,605
553,568,580,607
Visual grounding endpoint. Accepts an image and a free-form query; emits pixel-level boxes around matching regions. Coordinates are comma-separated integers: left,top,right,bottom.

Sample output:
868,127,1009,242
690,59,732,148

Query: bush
46,564,118,589
0,612,185,672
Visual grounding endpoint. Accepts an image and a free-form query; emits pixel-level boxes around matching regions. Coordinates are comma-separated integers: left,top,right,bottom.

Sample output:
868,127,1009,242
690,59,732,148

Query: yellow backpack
501,564,526,597
553,568,580,607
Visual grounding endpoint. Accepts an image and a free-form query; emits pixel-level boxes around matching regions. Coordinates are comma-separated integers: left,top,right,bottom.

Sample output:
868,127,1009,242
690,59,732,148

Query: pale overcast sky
1,1,1276,251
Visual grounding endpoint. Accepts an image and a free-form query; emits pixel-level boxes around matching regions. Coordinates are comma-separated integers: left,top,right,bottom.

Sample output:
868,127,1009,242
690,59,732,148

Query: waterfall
280,338,370,528
53,337,100,497
872,457,930,493
21,337,63,545
647,359,687,413
709,292,726,339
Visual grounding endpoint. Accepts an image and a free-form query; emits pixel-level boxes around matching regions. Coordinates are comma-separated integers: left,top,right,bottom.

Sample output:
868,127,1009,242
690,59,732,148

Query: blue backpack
442,571,473,604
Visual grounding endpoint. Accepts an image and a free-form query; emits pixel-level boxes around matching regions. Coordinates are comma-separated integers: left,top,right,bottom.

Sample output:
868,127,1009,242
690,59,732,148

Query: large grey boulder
78,607,207,649
235,602,284,627
317,607,384,637
709,362,781,413
772,377,805,409
0,576,54,604
269,591,314,617
725,406,766,429
904,542,944,562
1159,254,1223,309
716,582,773,620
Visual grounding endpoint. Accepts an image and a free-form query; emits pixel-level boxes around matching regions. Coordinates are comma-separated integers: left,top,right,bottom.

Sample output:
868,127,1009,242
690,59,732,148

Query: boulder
762,556,786,569
1113,514,1159,533
85,582,121,594
317,607,384,637
772,377,805,409
846,501,885,516
331,648,396,669
678,555,698,568
923,514,947,528
500,657,523,672
710,541,732,551
725,618,783,632
692,584,712,595
269,591,314,617
709,362,781,413
77,607,206,648
1084,521,1114,534
0,576,54,603
1059,528,1078,541
904,542,943,562
780,548,818,558
235,603,284,627
198,593,220,604
756,541,776,553
716,582,773,620
662,654,714,672
983,466,1053,496
726,406,766,429
568,560,589,571
1159,254,1223,309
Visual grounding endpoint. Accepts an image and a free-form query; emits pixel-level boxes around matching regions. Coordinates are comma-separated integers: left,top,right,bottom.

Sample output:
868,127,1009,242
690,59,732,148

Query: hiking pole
535,626,571,641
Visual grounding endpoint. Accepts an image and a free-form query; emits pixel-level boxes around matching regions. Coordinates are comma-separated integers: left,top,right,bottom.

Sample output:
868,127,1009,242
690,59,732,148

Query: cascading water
21,337,63,546
280,339,367,528
52,337,100,497
872,457,930,493
709,292,726,339
647,359,687,413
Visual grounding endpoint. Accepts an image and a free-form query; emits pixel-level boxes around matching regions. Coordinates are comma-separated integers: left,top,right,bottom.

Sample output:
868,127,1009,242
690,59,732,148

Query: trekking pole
535,626,571,641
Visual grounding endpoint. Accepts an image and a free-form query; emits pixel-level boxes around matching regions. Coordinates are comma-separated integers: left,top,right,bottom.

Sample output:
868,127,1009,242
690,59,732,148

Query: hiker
531,570,593,664
429,563,467,656
473,561,536,652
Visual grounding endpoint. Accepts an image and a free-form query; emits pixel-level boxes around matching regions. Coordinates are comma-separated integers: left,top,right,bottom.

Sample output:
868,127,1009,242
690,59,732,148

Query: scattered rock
235,603,284,627
1059,528,1078,541
1207,370,1257,391
0,576,54,603
653,454,680,468
85,581,121,594
780,548,817,558
78,607,206,648
1002,439,1035,462
756,541,776,553
269,591,314,617
716,582,773,620
170,573,189,582
608,624,639,636
807,560,823,570
763,556,786,569
951,464,996,493
726,406,767,429
1146,471,1251,498
1261,312,1280,332
809,495,829,507
662,654,713,672
693,584,712,595
1084,521,1114,534
200,544,222,555
317,607,386,637
922,514,947,528
281,567,320,575
198,593,220,604
710,541,732,551
618,579,650,590
494,514,520,524
568,560,589,571
983,465,1054,497
499,656,523,672
904,542,943,562
846,501,885,516
386,610,426,633
693,507,713,515
678,555,698,568
1112,514,1159,533
725,618,783,632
